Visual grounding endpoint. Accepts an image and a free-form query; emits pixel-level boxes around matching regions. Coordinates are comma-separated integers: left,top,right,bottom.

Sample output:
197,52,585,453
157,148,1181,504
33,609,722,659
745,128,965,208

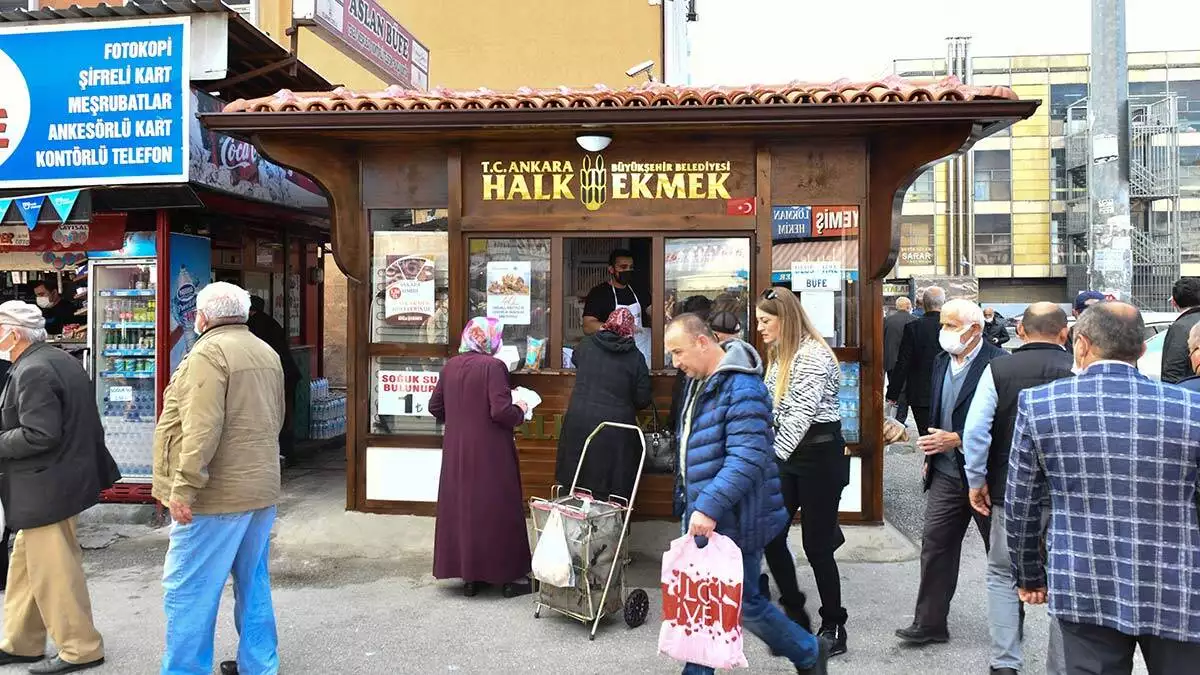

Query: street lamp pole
1086,0,1132,301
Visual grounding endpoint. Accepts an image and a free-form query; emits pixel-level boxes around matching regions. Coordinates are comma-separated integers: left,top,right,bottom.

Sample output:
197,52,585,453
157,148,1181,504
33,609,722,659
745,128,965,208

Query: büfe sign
310,0,429,90
378,371,438,416
0,18,189,188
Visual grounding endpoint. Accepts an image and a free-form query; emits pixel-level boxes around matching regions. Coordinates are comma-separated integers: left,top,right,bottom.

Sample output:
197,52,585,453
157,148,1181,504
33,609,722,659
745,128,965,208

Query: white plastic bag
531,508,575,588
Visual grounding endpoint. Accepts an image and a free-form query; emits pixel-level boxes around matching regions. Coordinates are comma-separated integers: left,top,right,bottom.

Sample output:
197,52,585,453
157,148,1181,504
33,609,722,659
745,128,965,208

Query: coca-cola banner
188,90,327,210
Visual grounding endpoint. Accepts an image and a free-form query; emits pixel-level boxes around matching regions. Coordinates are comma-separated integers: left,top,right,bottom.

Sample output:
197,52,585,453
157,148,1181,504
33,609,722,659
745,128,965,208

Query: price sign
110,386,133,403
377,370,439,416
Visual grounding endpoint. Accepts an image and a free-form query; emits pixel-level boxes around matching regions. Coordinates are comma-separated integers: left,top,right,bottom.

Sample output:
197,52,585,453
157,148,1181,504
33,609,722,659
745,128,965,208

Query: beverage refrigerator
88,258,158,482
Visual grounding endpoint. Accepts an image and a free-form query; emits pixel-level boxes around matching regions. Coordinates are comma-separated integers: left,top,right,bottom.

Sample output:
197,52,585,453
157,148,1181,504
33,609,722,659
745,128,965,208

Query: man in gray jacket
0,301,120,674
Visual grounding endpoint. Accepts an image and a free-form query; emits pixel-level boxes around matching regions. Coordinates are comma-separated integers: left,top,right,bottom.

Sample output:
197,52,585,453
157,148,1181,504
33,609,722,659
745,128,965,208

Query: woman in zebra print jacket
756,286,851,657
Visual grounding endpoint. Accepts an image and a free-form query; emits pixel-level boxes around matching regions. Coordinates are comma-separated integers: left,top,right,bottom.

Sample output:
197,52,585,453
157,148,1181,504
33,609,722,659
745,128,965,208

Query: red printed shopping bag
658,533,748,669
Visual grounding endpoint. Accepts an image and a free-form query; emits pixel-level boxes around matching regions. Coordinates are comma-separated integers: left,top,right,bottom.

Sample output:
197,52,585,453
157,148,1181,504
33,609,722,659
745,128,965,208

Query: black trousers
913,469,990,631
1059,620,1200,675
887,369,910,425
911,405,933,436
763,440,850,625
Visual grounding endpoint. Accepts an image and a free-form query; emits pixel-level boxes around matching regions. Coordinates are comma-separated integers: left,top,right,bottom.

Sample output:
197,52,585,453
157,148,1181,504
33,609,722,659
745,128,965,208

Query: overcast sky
688,0,1200,85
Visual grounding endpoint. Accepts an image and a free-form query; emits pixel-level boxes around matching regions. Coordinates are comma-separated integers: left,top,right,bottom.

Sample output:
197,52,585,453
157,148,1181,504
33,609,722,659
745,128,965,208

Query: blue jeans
162,506,279,675
682,547,819,674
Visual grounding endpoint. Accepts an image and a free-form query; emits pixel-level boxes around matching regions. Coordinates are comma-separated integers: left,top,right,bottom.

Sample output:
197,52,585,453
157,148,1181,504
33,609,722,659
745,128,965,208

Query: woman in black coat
556,308,652,501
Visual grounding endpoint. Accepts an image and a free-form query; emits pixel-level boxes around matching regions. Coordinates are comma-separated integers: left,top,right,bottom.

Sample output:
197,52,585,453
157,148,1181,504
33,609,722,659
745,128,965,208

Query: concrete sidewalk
270,453,919,566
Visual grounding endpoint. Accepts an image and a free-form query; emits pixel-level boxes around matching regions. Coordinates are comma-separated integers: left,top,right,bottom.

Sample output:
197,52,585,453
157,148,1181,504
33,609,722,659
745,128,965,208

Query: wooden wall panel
770,139,868,205
361,146,451,208
511,373,676,519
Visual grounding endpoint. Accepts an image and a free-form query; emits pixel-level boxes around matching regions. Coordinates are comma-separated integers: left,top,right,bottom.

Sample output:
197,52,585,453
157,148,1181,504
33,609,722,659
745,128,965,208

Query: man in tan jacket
153,282,285,675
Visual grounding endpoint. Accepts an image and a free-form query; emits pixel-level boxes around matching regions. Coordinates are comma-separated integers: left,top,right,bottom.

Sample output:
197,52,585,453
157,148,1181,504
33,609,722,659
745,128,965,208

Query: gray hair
922,286,947,311
196,282,251,326
5,325,47,344
942,297,985,329
895,297,912,311
1075,302,1144,362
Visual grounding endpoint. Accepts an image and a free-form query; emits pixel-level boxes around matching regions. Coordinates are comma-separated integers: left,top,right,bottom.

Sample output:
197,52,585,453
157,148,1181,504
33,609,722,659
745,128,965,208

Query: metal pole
1086,0,1132,301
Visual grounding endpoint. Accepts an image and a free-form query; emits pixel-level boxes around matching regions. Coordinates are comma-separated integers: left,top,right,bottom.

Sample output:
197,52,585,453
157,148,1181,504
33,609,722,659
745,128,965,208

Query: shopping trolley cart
530,421,651,640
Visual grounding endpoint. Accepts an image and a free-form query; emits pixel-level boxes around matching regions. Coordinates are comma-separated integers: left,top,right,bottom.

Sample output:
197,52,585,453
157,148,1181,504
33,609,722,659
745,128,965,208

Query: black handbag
644,401,676,474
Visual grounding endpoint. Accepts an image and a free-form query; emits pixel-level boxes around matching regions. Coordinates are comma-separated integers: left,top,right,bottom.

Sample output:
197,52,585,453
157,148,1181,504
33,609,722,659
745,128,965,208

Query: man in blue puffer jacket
666,314,830,675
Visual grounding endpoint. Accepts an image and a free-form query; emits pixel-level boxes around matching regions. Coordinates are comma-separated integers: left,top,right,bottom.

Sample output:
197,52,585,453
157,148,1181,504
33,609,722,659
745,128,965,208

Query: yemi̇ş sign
0,18,189,189
480,156,736,211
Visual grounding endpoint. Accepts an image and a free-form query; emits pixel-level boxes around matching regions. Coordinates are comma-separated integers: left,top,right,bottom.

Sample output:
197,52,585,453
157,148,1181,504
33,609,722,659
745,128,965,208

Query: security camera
625,60,657,82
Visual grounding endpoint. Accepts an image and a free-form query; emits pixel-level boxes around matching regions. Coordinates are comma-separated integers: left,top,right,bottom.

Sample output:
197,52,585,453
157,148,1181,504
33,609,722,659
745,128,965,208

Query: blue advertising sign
772,205,812,241
168,233,210,374
0,18,190,189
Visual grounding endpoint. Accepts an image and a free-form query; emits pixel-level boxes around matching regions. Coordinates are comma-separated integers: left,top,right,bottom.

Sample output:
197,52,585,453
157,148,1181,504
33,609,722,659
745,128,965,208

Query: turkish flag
726,197,757,216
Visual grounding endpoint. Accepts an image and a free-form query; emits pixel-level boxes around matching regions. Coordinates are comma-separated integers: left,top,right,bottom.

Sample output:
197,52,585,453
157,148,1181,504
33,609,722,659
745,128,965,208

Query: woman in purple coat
430,317,532,598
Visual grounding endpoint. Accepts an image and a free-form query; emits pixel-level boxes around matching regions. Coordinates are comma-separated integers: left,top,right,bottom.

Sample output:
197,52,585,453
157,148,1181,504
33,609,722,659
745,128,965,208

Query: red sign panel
812,205,859,238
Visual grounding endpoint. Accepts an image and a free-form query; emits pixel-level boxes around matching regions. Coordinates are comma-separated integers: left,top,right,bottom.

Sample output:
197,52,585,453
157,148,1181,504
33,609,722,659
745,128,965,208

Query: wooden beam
461,214,756,233
447,147,465,351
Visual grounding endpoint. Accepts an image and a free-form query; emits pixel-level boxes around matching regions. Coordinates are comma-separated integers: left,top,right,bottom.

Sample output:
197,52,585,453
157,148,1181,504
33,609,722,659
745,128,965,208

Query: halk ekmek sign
305,0,429,90
0,18,190,189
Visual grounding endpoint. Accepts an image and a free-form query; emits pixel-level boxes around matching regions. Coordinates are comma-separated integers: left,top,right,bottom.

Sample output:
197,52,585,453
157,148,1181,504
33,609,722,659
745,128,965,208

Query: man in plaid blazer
1006,302,1200,674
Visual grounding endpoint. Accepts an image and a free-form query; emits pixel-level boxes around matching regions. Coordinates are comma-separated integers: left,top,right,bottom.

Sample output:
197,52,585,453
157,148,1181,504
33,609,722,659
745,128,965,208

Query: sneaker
817,622,847,656
796,635,832,675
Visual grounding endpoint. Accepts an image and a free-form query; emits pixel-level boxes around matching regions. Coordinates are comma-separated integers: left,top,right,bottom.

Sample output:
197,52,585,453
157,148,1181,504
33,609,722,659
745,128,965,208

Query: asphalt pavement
0,445,1145,674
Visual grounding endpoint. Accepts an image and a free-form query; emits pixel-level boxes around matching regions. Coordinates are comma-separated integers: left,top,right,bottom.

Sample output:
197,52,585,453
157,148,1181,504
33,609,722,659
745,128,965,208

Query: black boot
817,622,847,656
219,662,238,675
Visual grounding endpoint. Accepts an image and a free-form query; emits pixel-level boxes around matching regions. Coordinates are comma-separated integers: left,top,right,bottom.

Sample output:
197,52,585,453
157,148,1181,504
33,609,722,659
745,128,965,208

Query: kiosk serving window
467,237,551,369
370,209,450,345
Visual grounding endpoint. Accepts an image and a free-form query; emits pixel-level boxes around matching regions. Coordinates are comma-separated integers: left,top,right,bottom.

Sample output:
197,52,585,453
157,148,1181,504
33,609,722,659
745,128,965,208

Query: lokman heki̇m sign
479,156,736,211
0,18,189,189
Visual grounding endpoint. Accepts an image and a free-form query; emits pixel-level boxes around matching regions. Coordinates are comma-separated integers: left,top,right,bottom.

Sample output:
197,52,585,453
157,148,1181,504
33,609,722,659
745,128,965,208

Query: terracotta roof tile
221,75,1018,114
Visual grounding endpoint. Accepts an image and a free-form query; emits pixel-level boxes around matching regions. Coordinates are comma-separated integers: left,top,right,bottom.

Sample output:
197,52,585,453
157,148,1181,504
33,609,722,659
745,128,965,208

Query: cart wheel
624,589,650,628
589,634,595,642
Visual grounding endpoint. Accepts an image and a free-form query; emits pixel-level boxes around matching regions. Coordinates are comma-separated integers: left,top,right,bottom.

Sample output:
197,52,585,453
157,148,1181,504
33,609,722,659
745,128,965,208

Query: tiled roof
222,75,1019,113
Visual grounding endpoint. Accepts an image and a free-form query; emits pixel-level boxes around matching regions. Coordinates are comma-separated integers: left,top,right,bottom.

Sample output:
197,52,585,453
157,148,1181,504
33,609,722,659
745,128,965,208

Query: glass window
1050,213,1066,265
370,356,446,436
1179,212,1200,264
898,215,935,266
664,237,751,365
973,150,1012,201
769,214,860,348
904,169,935,202
370,209,449,344
1049,83,1087,121
1181,147,1200,198
975,214,1013,265
468,238,551,369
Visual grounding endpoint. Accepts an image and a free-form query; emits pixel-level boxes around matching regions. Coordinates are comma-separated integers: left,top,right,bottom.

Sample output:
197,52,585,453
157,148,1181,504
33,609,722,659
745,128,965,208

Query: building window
468,237,552,370
1050,213,1066,265
974,214,1012,265
1181,212,1200,264
369,209,450,345
904,169,935,202
1181,147,1200,197
664,237,752,364
1049,83,1087,121
899,215,935,266
1050,147,1069,199
1171,81,1200,131
973,150,1011,201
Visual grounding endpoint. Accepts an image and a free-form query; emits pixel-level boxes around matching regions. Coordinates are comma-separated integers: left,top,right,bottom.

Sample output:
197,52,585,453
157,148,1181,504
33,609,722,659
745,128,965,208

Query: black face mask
613,271,632,285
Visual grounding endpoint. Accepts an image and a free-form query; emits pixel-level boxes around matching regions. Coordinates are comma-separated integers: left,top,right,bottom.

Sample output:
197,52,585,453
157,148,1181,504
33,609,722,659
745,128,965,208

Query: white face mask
193,316,205,336
939,326,971,355
35,296,51,309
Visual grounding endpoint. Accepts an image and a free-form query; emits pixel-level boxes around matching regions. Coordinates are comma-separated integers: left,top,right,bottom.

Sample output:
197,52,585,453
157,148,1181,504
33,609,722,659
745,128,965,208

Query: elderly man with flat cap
0,301,120,674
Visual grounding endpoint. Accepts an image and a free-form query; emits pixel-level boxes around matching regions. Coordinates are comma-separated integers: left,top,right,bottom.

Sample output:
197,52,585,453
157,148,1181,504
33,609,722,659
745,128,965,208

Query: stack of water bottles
309,378,347,440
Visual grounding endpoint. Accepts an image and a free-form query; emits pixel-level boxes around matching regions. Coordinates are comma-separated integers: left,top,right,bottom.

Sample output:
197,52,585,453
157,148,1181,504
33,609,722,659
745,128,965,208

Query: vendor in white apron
581,249,652,367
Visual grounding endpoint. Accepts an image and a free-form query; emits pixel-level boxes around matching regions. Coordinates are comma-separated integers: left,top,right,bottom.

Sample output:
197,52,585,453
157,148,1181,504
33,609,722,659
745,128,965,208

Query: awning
771,239,859,270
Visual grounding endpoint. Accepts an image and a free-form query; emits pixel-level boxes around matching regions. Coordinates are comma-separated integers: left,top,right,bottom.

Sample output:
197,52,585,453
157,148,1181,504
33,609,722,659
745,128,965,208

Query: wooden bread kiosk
203,77,1037,523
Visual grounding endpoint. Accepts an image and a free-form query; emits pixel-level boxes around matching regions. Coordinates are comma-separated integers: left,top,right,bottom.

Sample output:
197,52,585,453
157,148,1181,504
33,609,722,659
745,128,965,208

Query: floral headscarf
459,316,504,355
602,307,636,339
